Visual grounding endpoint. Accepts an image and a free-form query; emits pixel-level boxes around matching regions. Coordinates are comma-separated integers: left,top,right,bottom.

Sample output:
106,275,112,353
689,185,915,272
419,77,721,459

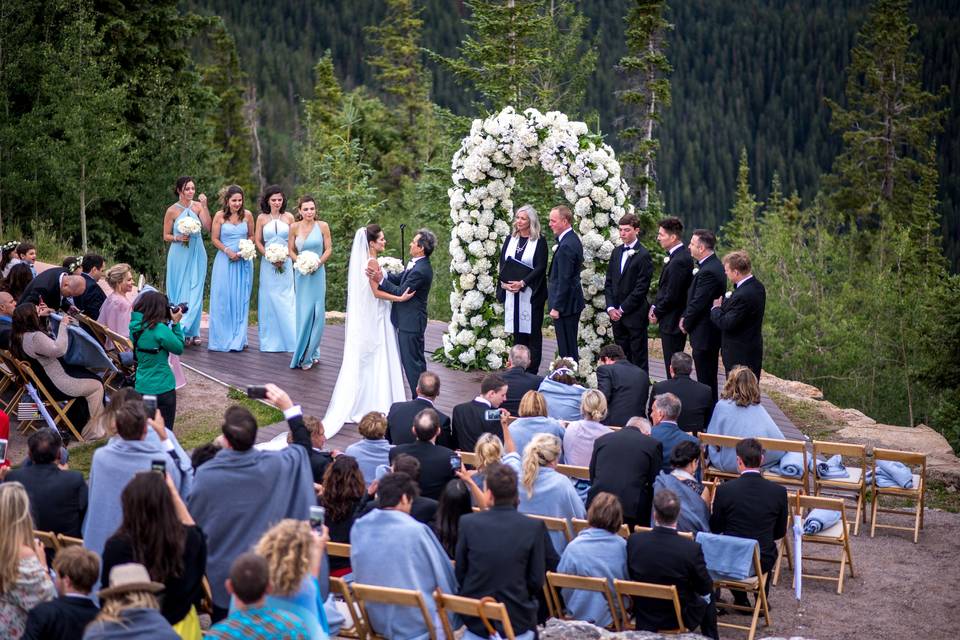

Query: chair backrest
556,463,590,480
795,493,849,537
632,525,694,540
698,433,741,470
351,583,437,640
526,513,573,542
695,532,761,582
812,440,866,463
56,534,84,548
571,518,631,539
434,589,516,640
612,579,685,633
873,448,926,471
34,530,60,552
457,451,478,467
546,572,620,631
327,541,351,558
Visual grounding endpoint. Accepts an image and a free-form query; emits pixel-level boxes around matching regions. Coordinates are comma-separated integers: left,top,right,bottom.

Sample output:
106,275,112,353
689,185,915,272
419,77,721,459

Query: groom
370,229,436,396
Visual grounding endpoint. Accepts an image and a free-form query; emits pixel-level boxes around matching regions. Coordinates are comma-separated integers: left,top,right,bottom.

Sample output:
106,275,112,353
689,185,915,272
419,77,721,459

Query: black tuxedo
389,440,456,500
451,399,503,453
456,506,557,636
308,449,334,484
547,230,585,360
596,359,650,427
77,273,107,318
386,397,453,447
710,472,788,573
18,267,70,311
588,427,662,526
501,366,543,416
22,594,99,640
709,276,765,381
647,374,715,434
380,257,433,395
6,463,87,537
653,246,694,375
682,253,726,400
604,241,654,370
0,315,11,349
498,235,549,372
627,527,717,637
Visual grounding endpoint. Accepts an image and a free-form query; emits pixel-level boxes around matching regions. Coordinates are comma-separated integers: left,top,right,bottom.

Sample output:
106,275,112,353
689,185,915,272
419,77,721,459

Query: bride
322,224,414,438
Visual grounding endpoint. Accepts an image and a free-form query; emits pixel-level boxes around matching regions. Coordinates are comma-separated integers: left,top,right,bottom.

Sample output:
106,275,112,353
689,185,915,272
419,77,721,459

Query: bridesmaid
163,176,211,345
208,185,255,352
289,195,332,370
255,185,296,352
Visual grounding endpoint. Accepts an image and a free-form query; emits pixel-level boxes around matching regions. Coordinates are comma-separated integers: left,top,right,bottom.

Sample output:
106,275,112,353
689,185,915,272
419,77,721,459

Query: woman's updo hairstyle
104,264,132,291
366,223,383,244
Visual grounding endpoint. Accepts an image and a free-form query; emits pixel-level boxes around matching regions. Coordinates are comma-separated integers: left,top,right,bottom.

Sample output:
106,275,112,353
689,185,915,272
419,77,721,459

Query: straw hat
98,563,164,598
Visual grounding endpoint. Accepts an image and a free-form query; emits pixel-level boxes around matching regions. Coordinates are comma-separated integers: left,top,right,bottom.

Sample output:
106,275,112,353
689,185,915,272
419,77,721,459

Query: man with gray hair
501,344,543,415
650,392,699,472
647,352,714,434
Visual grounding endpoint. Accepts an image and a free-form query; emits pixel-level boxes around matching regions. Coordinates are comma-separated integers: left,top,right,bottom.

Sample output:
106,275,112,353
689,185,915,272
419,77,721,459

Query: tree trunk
245,85,265,192
80,160,87,253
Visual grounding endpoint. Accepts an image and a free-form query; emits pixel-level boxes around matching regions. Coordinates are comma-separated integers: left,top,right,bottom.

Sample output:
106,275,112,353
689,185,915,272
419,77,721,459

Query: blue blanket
654,472,711,535
49,313,117,372
777,451,805,478
866,460,914,488
695,532,758,581
812,454,849,479
802,509,841,535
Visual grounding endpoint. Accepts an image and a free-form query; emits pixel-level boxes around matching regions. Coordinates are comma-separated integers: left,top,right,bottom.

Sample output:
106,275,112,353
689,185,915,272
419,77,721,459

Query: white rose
663,256,670,264
693,267,700,275
725,291,733,299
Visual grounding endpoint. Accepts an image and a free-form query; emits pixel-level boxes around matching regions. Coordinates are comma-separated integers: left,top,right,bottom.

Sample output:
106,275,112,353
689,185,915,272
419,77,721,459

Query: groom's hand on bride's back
264,383,294,412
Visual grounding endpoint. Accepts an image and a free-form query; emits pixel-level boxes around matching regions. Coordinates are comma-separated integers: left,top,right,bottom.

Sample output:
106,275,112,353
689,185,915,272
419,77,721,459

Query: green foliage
720,148,762,254
366,0,431,130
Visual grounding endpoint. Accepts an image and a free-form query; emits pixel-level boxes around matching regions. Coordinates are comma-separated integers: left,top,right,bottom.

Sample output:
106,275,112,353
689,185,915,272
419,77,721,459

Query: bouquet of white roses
264,244,289,273
237,239,257,261
377,256,404,275
294,250,321,275
177,217,201,240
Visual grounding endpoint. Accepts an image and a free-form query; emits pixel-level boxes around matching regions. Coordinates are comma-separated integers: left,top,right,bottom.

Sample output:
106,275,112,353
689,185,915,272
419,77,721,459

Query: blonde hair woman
508,390,566,460
562,389,613,467
0,483,56,638
501,433,585,553
705,366,785,472
343,411,392,487
84,563,176,639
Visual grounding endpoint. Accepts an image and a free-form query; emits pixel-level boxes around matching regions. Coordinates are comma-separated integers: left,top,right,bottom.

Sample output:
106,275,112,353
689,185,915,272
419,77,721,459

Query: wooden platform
179,318,802,448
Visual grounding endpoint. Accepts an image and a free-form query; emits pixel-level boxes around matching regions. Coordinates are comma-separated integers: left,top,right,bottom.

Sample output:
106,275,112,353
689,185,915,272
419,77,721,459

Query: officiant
498,204,548,374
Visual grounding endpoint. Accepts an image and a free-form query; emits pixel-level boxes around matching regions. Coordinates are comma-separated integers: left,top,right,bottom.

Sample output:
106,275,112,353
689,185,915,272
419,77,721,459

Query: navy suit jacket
381,258,432,333
547,231,585,317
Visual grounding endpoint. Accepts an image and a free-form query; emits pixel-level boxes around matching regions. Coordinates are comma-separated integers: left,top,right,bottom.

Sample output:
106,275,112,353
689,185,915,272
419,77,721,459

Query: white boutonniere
626,249,636,258
662,256,670,264
552,244,559,253
725,291,733,299
692,267,700,275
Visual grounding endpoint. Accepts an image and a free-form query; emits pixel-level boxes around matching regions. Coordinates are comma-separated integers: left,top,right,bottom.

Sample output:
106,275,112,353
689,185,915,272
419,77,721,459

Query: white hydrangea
470,315,485,329
459,273,477,290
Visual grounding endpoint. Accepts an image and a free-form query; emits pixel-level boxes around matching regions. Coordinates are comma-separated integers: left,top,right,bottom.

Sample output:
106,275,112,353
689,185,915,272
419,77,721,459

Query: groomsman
604,214,654,370
680,229,726,401
649,217,694,377
710,251,765,381
547,205,585,360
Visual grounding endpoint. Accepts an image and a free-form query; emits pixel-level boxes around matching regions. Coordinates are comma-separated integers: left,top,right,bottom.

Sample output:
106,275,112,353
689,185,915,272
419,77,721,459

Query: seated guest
5,428,87,540
650,392,699,472
2,262,34,302
360,453,439,525
77,254,107,318
503,433,585,553
255,520,329,638
191,442,221,471
84,563,178,639
556,492,628,629
0,290,15,348
432,478,473,559
710,438,787,604
705,367,785,472
22,546,100,640
17,267,85,311
647,352,714,433
537,357,586,421
456,462,555,640
343,411,392,487
83,398,192,559
588,416,662,529
350,473,457,639
627,490,717,639
471,432,504,491
0,483,56,639
12,304,105,439
188,384,316,622
389,408,455,500
321,456,366,575
283,415,335,484
101,472,207,634
501,345,543,415
654,440,711,535
208,552,312,639
563,389,613,467
509,390,566,460
452,373,508,452
386,371,453,447
595,344,649,427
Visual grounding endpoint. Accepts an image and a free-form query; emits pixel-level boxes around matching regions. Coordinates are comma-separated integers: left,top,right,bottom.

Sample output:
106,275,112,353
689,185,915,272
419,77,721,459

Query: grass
766,389,839,440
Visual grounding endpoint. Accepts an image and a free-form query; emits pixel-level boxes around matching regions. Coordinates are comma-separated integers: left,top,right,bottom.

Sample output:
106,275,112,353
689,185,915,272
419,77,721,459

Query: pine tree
616,0,672,211
720,148,761,255
529,0,598,114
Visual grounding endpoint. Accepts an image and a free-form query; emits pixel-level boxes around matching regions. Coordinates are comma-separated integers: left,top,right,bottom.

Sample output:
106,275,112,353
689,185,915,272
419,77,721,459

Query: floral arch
438,107,635,384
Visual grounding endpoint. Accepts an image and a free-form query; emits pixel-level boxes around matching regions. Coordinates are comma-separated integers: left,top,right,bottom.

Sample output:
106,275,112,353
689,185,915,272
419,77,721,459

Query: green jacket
129,310,184,394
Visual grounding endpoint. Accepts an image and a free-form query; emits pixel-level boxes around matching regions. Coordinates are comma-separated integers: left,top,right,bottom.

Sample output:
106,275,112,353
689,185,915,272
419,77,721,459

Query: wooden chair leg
870,492,879,538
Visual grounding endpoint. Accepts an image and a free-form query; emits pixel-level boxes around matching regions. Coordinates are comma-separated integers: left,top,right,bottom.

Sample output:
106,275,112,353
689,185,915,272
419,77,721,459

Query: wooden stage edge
179,318,803,450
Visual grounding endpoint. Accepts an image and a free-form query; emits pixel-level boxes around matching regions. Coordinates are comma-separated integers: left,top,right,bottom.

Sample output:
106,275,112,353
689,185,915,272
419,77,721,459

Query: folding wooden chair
0,350,30,420
812,441,867,535
434,589,516,640
56,534,84,548
351,583,437,640
612,578,686,633
699,433,742,484
546,572,621,631
456,451,478,468
326,542,366,638
632,526,694,540
570,518,631,538
197,576,214,616
34,530,60,554
710,541,770,640
790,494,855,594
1,352,82,441
556,463,590,480
757,436,809,494
525,513,573,544
870,448,926,543
772,492,798,587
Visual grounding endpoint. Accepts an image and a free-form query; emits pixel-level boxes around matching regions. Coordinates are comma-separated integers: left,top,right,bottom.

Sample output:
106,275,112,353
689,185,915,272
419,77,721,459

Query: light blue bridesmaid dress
290,223,326,369
208,220,253,352
258,218,296,352
165,204,207,339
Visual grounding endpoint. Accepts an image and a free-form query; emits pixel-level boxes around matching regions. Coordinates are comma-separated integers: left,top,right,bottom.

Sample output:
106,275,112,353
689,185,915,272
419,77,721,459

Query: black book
499,256,533,283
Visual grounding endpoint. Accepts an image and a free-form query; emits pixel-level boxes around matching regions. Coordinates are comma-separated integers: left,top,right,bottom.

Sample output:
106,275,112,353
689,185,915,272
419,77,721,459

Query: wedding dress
322,228,407,438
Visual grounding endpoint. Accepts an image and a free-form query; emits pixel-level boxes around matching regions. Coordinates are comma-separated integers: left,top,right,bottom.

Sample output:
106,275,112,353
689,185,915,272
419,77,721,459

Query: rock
835,421,960,487
538,618,711,640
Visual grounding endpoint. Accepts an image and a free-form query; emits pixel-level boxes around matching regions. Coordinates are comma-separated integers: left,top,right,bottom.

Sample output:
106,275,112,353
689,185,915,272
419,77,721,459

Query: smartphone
151,459,166,474
484,409,501,421
0,438,7,461
246,385,268,399
450,455,462,472
143,395,157,415
309,505,325,533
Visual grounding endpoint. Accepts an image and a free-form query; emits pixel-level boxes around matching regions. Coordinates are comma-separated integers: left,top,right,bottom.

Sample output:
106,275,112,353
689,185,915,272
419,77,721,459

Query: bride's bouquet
294,250,321,275
237,239,257,261
264,243,289,273
177,217,201,244
377,256,404,275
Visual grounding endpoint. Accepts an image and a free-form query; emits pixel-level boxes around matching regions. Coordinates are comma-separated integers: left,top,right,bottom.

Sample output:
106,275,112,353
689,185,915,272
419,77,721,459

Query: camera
309,505,325,533
143,394,157,415
169,302,189,315
150,459,166,475
484,409,501,422
450,455,462,472
246,385,268,399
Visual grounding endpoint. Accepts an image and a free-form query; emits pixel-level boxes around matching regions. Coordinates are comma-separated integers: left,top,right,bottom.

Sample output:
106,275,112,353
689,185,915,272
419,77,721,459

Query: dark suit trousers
513,300,545,373
398,329,426,397
613,318,649,371
693,347,720,403
660,331,687,378
554,313,579,360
